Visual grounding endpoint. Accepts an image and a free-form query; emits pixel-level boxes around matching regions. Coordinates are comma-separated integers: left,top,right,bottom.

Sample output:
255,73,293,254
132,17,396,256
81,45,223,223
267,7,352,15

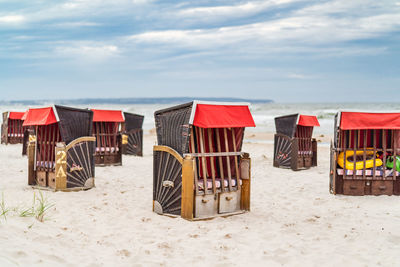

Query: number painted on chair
56,151,67,164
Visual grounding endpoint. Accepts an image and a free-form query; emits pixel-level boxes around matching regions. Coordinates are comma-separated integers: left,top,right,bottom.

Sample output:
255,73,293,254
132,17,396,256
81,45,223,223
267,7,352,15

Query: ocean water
249,102,400,135
2,102,400,136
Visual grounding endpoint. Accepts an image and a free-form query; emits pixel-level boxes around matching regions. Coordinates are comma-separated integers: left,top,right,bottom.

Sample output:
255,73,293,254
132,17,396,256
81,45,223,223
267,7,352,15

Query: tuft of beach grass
0,192,10,221
1,190,54,223
34,191,54,222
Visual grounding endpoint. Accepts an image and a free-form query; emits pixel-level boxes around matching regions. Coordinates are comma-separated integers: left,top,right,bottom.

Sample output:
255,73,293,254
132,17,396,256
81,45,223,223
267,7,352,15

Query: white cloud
287,73,312,80
128,12,400,49
0,15,25,24
55,43,119,61
62,2,80,9
178,0,301,20
61,0,117,10
12,35,37,40
60,0,151,10
53,21,101,27
296,0,397,16
132,0,153,3
2,0,399,62
20,0,153,24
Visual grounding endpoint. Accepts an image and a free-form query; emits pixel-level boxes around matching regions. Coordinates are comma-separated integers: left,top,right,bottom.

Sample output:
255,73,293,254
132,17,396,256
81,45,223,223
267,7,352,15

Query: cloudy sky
1,0,399,102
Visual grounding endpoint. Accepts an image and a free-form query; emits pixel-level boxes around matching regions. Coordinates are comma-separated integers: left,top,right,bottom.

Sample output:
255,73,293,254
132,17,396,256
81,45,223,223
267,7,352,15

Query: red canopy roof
21,110,28,121
23,107,58,126
298,115,320,127
340,112,400,130
192,103,255,128
92,109,124,122
9,112,25,120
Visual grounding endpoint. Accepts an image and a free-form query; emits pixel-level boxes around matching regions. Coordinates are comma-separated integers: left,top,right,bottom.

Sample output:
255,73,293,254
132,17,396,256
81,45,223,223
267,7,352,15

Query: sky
0,0,399,102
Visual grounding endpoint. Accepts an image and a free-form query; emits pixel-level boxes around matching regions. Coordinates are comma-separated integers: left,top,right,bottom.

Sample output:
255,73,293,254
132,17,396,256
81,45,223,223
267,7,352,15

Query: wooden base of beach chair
7,136,23,144
36,171,48,187
342,179,394,196
28,136,96,191
1,112,25,145
153,145,251,221
330,124,400,196
273,134,317,171
31,185,94,192
332,172,399,196
94,154,122,166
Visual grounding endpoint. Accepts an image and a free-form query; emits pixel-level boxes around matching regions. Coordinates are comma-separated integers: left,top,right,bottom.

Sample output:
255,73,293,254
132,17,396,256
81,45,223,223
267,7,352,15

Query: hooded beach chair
330,111,400,196
121,112,144,157
24,106,95,191
1,111,25,144
91,109,124,166
273,114,320,170
153,101,255,220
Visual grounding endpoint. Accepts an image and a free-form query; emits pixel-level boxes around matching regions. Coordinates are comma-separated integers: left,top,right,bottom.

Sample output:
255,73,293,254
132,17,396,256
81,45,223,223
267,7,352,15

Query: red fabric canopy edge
92,109,124,122
21,110,28,121
23,107,58,126
298,115,320,127
340,112,400,130
9,112,25,120
192,104,255,128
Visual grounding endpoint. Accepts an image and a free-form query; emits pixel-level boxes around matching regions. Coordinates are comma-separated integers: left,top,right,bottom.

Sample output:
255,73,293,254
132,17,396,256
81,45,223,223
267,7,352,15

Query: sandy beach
2,0,399,264
0,131,400,267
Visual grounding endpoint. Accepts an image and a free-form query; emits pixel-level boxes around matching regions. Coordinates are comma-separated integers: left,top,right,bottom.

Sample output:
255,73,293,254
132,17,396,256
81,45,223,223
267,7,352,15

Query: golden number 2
56,151,67,165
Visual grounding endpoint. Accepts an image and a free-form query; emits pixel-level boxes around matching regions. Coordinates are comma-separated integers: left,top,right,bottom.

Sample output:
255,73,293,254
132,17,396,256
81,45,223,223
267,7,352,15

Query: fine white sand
0,132,400,267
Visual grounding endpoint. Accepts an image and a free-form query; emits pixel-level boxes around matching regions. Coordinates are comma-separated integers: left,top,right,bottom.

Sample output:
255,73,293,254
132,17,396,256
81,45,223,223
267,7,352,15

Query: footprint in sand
117,249,131,257
11,250,27,258
224,233,232,239
157,242,171,250
189,234,199,238
141,217,151,222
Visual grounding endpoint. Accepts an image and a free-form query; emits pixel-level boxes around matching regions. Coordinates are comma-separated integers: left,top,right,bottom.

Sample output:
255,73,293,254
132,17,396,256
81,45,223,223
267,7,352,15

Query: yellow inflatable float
338,150,383,170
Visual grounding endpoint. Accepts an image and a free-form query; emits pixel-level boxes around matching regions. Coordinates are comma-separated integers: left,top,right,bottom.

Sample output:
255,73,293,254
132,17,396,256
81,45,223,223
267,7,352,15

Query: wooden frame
330,112,400,196
28,135,96,191
22,127,34,156
25,106,96,191
273,117,318,171
153,101,254,220
273,134,318,171
93,121,122,166
153,126,251,220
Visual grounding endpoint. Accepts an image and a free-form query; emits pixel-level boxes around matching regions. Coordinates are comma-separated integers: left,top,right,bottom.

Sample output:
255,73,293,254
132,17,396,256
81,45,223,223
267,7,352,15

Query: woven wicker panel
125,129,143,156
153,150,182,215
55,105,93,145
124,112,144,131
274,134,293,168
66,139,95,188
1,112,8,144
275,114,298,138
154,102,192,155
